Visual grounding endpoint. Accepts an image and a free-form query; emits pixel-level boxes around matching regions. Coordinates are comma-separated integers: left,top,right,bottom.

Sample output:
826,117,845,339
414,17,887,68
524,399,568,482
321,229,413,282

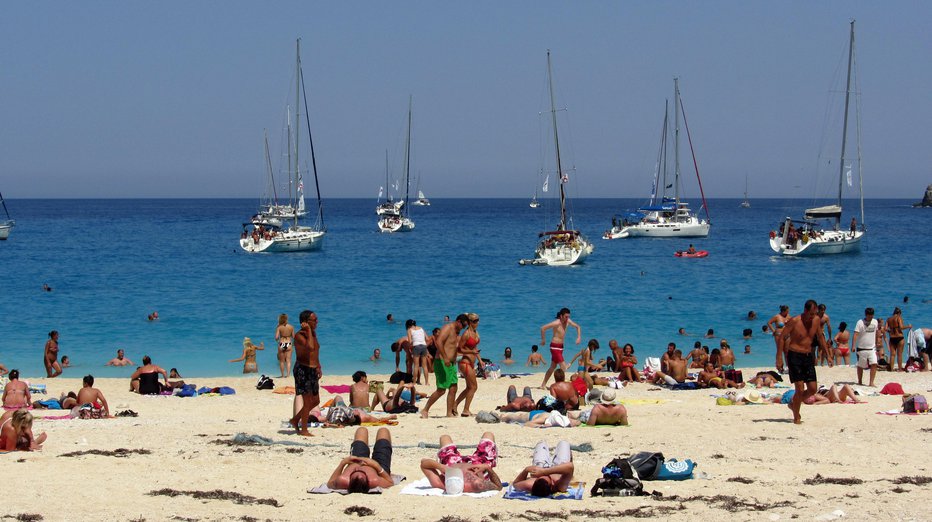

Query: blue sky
1,1,929,199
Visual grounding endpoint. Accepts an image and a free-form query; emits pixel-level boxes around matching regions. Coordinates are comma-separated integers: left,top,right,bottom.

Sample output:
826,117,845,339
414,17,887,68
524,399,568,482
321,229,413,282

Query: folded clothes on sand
503,482,586,501
274,386,296,395
196,386,235,396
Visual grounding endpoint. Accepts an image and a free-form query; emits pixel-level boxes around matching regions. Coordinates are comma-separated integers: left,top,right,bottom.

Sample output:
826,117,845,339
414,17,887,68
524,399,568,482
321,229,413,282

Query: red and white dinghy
674,250,708,258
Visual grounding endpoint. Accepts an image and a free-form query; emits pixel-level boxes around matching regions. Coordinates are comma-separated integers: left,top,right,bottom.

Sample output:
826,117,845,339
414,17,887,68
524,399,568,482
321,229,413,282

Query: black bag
256,375,274,390
590,457,646,497
534,397,566,413
627,451,665,480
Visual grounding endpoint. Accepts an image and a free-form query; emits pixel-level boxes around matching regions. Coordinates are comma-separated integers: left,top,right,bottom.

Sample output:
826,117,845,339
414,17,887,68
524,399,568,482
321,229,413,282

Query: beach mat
503,481,586,500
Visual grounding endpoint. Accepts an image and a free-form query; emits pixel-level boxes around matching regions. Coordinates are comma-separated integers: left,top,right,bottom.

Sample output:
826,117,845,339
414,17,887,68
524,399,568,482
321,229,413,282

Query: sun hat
745,390,764,404
599,388,617,404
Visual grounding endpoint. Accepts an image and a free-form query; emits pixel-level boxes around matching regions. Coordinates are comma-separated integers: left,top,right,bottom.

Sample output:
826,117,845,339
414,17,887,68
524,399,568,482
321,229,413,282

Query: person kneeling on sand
548,369,580,410
0,409,47,452
420,432,502,494
73,375,110,419
512,440,575,497
327,427,395,493
652,349,688,385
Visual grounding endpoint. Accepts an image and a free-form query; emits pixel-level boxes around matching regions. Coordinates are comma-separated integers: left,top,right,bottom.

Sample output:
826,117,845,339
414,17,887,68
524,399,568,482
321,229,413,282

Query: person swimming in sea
230,337,264,373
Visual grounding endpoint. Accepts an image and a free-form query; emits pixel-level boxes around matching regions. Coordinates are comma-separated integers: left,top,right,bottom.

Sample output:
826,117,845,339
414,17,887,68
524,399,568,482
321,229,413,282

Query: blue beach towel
671,382,698,391
197,386,236,396
176,384,198,398
655,459,695,480
37,399,62,409
503,482,586,501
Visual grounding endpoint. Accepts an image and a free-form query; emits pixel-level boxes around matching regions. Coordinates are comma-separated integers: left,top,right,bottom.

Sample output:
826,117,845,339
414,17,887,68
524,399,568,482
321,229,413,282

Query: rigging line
299,56,324,231
678,97,710,223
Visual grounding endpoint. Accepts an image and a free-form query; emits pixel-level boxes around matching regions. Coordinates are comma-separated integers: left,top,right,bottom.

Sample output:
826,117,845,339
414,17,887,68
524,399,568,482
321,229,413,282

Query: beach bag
724,369,743,384
627,452,664,480
535,396,565,414
903,394,929,414
655,459,696,480
256,375,274,390
590,457,648,497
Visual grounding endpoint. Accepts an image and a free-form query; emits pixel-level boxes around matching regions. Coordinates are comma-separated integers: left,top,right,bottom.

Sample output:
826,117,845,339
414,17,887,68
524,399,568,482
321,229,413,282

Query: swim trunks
434,359,458,390
721,364,735,371
294,363,320,396
438,438,498,467
577,409,592,424
549,342,565,364
787,350,817,383
856,348,878,369
351,438,392,474
327,405,357,425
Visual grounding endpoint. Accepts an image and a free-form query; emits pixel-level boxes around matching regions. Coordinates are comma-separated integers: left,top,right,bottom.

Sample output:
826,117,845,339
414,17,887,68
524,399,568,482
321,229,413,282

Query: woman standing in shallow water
886,307,911,372
767,306,790,356
454,313,481,417
230,337,264,374
275,314,295,378
44,331,62,378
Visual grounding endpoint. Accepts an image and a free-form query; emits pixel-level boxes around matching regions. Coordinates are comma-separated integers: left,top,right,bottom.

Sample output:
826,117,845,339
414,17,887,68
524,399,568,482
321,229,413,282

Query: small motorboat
674,249,708,258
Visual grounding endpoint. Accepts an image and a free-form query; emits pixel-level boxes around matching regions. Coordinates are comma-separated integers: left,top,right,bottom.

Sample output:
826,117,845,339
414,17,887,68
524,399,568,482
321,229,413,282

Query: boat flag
378,186,384,198
542,176,549,193
845,163,852,187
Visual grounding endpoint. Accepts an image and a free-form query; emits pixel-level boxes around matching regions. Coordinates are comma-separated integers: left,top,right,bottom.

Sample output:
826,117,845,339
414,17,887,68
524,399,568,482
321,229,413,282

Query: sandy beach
4,366,931,521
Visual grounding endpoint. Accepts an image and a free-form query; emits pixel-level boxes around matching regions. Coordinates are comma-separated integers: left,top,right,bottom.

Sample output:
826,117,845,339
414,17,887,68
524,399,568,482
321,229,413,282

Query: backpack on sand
256,375,274,390
590,457,657,497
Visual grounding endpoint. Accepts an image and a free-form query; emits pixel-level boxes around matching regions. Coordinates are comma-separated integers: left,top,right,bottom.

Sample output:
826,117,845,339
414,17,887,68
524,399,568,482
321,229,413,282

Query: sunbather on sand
496,385,535,412
698,363,744,389
0,409,46,452
804,384,864,405
747,371,780,388
327,427,395,493
312,400,398,426
548,369,579,410
370,382,419,412
569,390,629,426
513,440,575,497
2,370,30,409
420,432,502,494
494,409,580,427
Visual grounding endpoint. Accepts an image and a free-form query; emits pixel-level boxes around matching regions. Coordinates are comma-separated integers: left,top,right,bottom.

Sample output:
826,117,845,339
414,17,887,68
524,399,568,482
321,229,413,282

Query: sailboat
240,38,326,253
740,174,751,208
375,150,404,216
378,96,416,233
519,50,593,266
604,78,711,239
770,21,864,256
413,177,430,206
0,191,14,240
529,170,542,208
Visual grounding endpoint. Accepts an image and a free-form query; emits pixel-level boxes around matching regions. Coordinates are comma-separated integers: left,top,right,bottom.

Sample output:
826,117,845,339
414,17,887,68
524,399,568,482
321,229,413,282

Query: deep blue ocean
0,198,929,379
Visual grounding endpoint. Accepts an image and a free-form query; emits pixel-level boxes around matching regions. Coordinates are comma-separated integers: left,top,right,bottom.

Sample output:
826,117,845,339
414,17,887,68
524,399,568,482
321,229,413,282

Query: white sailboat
529,171,542,208
740,174,751,208
413,176,430,206
520,50,593,266
604,79,711,239
241,38,325,253
0,191,14,240
375,150,404,216
770,21,864,257
378,96,416,233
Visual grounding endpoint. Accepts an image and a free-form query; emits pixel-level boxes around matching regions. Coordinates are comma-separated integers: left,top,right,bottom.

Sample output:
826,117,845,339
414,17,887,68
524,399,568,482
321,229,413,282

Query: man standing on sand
420,314,468,418
852,307,881,387
290,310,322,436
776,299,824,424
539,308,581,389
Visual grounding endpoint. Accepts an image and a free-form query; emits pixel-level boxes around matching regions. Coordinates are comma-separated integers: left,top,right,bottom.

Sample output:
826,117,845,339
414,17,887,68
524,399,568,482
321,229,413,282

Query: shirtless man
652,349,688,385
540,308,581,388
579,402,629,426
659,342,676,373
526,345,544,367
719,341,737,376
420,314,467,418
816,304,834,367
350,371,370,409
75,375,110,418
275,313,295,378
776,299,823,424
608,339,624,372
289,310,322,436
420,432,502,494
686,341,706,369
548,369,579,410
105,349,133,367
497,385,535,412
44,330,62,378
512,441,575,497
327,427,395,493
698,363,743,389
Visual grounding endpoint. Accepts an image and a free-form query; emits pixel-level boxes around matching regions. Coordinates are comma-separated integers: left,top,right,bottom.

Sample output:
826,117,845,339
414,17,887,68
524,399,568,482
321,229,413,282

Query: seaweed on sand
658,494,794,512
59,448,152,458
344,506,374,517
803,474,863,485
516,506,686,520
891,476,932,485
727,477,754,484
148,489,281,507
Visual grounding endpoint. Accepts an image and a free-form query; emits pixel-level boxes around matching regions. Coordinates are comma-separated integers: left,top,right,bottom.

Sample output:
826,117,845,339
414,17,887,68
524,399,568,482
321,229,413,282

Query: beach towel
322,385,352,394
399,477,502,498
28,384,47,394
880,383,904,395
670,382,698,391
502,373,532,378
36,399,62,410
308,474,405,495
655,459,696,480
196,386,236,396
503,481,586,501
273,386,296,395
876,409,929,416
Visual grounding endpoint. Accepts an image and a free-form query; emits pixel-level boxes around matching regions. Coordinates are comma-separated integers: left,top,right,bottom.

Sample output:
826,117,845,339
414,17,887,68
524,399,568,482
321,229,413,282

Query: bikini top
464,336,479,348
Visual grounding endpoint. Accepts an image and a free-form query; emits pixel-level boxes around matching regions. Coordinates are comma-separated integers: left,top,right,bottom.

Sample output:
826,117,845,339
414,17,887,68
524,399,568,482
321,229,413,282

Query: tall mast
403,95,412,215
385,149,390,202
655,101,669,205
294,39,301,216
546,50,566,231
837,20,855,228
299,38,324,230
673,77,681,206
264,129,278,204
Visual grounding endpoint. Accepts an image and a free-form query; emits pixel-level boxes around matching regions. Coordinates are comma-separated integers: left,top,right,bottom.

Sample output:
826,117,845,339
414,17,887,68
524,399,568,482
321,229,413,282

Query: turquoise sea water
0,198,929,379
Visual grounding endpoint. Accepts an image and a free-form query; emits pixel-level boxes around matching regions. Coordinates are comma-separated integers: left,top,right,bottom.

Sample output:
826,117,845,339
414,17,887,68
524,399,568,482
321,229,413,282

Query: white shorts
856,349,878,368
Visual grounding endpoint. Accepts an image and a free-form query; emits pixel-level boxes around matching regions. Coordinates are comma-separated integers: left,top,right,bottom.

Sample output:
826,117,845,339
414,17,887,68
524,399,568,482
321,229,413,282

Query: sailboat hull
605,219,710,239
0,221,13,240
240,229,325,253
770,230,863,256
523,233,594,266
378,217,415,233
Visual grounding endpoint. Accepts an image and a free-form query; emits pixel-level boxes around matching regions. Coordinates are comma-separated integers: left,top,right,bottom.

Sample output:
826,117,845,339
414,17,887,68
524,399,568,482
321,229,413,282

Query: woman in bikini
618,343,640,383
767,305,790,355
2,370,30,409
275,314,295,379
834,321,851,367
886,308,912,372
453,313,481,417
230,337,264,374
568,339,603,388
44,330,62,378
0,409,46,452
